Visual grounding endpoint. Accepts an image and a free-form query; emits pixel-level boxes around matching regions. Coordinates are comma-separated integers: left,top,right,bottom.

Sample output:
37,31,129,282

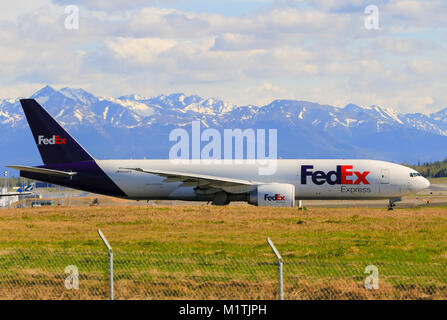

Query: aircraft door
379,169,393,194
381,169,390,184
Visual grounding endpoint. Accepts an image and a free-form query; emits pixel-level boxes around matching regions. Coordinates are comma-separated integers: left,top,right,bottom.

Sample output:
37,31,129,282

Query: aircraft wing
6,165,77,178
122,167,257,189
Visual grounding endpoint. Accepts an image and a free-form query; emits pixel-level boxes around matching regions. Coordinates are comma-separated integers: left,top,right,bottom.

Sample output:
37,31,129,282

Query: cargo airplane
7,99,430,209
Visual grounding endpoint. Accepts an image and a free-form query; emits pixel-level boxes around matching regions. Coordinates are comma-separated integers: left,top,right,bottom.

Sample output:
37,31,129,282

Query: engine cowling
248,184,296,207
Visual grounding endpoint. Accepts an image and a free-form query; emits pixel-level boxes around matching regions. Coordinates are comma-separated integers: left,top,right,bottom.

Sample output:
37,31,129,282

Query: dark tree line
407,159,447,178
0,177,33,188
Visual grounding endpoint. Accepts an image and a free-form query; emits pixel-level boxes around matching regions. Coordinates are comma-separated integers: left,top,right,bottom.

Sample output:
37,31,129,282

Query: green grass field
2,205,447,261
1,205,447,299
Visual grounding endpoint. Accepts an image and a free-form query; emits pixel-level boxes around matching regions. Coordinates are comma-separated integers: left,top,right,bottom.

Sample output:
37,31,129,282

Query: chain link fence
1,248,446,300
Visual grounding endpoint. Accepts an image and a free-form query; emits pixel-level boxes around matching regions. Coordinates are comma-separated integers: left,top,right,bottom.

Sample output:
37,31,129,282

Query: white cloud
409,60,447,76
53,0,172,11
310,0,365,11
0,0,446,114
105,37,177,64
244,82,286,105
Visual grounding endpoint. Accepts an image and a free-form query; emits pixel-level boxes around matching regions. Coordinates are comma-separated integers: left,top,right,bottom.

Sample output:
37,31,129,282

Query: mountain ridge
1,85,446,167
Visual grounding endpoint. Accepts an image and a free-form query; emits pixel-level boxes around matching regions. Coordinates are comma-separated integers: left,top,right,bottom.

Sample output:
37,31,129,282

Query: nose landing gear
388,197,402,211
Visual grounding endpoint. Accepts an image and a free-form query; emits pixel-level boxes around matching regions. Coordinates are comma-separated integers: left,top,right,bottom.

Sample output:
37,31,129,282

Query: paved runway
301,182,447,208
11,182,447,209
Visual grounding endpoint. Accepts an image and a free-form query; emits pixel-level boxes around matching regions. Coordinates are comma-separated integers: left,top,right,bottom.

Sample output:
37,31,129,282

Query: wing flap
122,167,256,188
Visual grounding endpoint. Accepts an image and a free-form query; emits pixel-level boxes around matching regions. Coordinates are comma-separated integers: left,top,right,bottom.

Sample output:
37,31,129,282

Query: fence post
267,237,283,300
98,229,114,300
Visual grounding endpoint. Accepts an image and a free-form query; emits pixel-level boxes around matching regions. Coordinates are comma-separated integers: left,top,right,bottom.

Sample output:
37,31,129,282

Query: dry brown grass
1,205,447,299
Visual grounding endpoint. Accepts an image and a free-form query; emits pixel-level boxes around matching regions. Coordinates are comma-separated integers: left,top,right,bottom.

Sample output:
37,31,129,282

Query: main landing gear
388,197,402,211
212,192,230,206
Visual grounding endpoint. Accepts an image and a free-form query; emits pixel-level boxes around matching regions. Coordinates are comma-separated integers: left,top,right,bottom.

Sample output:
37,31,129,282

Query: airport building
0,187,18,208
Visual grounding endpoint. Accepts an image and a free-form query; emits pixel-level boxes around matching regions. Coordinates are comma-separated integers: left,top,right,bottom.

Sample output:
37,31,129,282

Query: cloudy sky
0,0,446,113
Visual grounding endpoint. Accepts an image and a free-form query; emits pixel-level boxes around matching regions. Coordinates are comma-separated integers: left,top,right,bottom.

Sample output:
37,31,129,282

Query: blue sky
0,0,447,113
155,0,273,16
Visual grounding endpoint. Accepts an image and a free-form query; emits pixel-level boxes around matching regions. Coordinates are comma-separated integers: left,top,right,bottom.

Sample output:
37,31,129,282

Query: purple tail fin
20,99,94,164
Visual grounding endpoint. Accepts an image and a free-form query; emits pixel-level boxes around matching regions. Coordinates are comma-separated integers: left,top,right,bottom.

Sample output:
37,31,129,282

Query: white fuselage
96,159,430,201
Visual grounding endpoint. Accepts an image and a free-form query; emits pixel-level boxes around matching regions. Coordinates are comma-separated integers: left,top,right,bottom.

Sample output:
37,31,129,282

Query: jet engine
248,184,296,207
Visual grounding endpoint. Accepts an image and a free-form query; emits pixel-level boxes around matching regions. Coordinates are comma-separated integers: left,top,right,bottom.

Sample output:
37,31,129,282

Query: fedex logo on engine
301,165,370,185
38,135,67,145
264,194,286,201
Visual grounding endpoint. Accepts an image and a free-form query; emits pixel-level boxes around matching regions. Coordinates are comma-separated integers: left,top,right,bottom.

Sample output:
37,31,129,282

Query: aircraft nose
423,178,431,189
416,177,430,190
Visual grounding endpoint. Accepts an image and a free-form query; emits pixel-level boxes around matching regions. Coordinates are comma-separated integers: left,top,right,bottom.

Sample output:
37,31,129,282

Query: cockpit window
410,172,421,177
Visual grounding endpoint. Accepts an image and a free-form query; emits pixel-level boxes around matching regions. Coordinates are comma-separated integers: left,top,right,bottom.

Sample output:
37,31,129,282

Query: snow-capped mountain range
1,85,447,168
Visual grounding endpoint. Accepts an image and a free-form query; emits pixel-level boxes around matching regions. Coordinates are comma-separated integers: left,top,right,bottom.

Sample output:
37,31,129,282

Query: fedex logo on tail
301,165,370,185
38,135,67,145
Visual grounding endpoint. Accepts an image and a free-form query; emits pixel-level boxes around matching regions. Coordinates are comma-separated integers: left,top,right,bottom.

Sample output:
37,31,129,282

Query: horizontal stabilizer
6,165,77,178
0,192,32,197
